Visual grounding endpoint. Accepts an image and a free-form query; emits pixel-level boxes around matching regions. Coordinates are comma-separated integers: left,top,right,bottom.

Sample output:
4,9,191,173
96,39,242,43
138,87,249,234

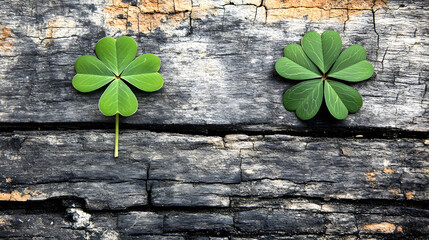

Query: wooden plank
0,130,427,210
1,199,428,238
0,0,427,131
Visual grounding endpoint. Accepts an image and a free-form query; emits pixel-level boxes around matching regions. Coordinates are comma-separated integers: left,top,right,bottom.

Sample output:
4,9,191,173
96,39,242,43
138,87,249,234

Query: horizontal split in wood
0,122,428,140
2,194,428,215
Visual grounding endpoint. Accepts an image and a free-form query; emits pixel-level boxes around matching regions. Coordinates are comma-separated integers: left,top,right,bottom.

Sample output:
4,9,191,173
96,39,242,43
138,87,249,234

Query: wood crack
1,123,427,139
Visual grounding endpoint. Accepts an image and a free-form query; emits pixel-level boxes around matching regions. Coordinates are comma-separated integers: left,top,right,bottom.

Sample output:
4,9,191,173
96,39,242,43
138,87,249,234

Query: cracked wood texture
0,0,428,239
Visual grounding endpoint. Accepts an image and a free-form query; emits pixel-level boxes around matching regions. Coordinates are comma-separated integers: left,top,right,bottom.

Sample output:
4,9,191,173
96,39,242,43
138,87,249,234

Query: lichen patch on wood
383,167,395,174
0,188,43,201
45,19,62,45
40,17,79,46
103,0,387,33
365,170,380,183
265,0,386,23
362,222,401,233
405,191,415,200
0,217,11,227
104,0,191,34
0,26,13,52
390,189,399,195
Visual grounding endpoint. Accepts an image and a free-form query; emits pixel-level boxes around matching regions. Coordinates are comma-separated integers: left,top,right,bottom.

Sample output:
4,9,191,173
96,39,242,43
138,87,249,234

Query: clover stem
114,113,119,158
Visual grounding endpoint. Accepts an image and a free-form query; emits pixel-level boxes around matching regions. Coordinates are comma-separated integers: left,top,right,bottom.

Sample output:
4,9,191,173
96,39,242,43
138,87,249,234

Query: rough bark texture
0,0,428,239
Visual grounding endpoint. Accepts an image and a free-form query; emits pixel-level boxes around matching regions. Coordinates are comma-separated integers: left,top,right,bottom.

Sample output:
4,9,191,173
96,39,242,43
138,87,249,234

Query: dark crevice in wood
1,195,428,215
0,122,427,139
0,197,86,214
134,231,235,238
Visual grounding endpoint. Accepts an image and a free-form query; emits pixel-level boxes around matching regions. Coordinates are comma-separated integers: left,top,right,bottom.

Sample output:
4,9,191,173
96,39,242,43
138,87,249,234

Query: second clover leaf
275,30,374,120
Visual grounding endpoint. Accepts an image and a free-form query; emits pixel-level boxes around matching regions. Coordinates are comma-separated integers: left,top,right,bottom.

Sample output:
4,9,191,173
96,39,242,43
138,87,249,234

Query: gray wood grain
1,0,428,238
0,0,427,131
1,130,427,206
1,197,428,238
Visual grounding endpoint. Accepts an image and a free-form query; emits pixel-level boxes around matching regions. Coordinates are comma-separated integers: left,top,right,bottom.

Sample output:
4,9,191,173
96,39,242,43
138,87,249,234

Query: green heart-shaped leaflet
95,36,137,76
324,80,363,120
301,30,342,74
328,45,374,82
121,54,164,92
283,79,323,120
72,55,115,92
275,44,321,80
99,79,138,117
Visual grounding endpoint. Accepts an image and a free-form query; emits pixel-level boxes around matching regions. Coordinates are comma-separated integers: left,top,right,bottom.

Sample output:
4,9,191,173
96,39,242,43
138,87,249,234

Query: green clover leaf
275,30,373,120
72,36,163,157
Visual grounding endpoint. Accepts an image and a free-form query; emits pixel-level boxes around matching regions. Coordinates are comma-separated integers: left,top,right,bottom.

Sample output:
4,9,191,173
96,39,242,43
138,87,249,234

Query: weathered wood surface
0,0,428,239
0,0,428,131
1,131,428,238
1,131,428,206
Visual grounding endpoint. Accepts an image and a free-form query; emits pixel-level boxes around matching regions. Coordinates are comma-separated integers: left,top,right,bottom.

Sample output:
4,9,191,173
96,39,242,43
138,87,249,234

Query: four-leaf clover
72,36,163,157
275,30,374,120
